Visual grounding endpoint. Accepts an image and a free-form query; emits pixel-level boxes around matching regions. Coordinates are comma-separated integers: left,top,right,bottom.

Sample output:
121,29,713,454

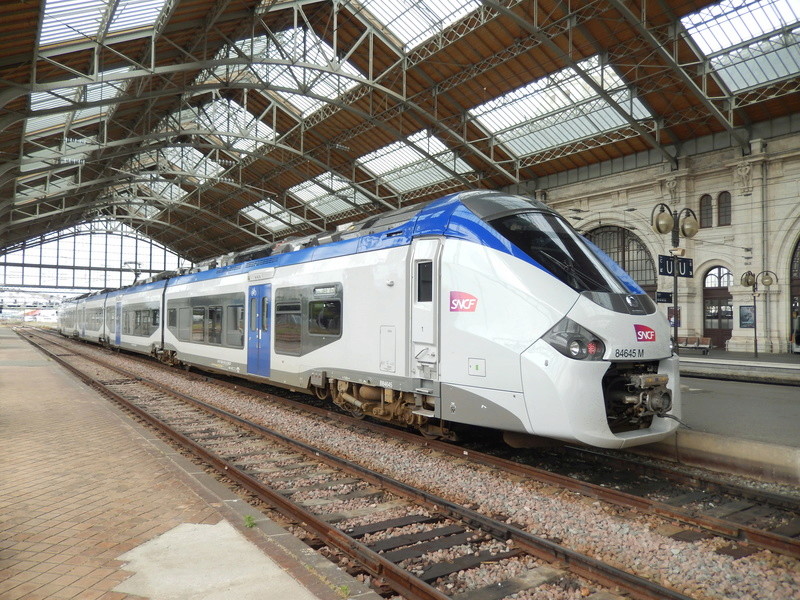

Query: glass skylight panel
241,199,303,233
358,0,481,50
289,173,372,217
26,86,74,138
73,70,130,125
197,99,276,153
25,69,131,139
40,0,107,46
15,175,76,205
18,140,89,174
358,130,472,193
106,188,162,220
140,173,186,205
40,0,169,47
682,0,800,92
160,146,224,182
124,201,161,220
213,29,362,117
108,0,168,36
469,56,651,158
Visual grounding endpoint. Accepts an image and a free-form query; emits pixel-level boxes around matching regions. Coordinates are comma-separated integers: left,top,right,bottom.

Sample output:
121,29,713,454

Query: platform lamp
740,270,778,358
650,203,699,352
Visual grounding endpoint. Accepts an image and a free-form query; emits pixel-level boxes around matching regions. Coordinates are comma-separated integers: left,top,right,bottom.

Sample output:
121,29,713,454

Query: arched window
585,226,656,292
704,266,733,288
718,191,732,226
699,194,713,228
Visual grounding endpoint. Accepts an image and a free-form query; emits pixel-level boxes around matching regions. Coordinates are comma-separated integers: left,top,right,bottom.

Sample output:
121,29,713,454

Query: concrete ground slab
115,521,319,600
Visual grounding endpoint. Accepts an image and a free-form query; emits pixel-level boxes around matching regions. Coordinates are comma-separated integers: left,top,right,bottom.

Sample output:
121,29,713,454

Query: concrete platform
0,326,380,600
637,350,800,485
680,348,800,386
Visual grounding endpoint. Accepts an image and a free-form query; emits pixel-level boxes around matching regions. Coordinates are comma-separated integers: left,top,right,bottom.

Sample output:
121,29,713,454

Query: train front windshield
489,211,628,294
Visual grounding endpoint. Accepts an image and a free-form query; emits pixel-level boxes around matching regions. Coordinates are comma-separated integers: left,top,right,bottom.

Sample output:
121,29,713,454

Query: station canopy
1,0,798,263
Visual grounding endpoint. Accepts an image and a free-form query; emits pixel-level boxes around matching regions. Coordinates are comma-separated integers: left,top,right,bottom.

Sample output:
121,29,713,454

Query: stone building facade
536,132,800,354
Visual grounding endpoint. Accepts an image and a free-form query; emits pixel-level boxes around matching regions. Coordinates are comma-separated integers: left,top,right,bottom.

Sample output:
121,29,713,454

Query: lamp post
740,270,778,358
651,203,699,352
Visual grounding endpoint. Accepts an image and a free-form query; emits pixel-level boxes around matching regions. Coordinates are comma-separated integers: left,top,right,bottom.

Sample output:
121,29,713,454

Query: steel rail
21,329,695,600
19,330,449,600
23,327,800,560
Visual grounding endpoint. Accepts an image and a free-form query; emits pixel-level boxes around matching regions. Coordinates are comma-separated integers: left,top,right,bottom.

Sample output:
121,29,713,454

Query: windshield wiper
533,248,609,292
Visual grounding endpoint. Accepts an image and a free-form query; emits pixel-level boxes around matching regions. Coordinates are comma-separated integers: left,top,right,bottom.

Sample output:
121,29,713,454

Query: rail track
18,328,800,599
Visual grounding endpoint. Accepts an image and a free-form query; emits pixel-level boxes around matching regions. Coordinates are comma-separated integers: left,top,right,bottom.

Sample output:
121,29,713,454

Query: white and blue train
58,190,680,448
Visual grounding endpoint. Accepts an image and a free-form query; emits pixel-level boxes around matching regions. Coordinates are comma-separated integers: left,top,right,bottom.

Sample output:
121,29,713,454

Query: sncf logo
634,324,656,342
450,291,478,312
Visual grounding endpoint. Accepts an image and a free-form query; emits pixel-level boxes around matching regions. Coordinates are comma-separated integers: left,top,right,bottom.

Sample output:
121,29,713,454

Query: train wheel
346,406,365,419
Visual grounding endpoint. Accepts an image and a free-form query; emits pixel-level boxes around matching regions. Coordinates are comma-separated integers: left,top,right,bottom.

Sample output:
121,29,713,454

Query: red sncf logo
634,324,656,342
450,291,478,312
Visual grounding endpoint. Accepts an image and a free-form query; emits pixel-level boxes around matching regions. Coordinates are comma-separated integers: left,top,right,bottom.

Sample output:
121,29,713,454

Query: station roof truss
1,0,798,263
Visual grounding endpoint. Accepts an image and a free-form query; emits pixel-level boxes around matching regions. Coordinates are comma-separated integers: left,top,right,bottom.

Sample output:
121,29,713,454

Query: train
58,190,680,448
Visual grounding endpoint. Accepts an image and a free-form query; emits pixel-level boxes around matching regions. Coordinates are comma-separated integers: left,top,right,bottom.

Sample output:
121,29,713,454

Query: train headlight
544,317,605,361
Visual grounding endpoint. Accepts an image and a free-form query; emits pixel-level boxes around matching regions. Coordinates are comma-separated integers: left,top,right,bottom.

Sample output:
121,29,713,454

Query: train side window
152,309,160,327
191,307,205,342
249,297,257,331
275,302,301,355
308,300,341,335
261,298,270,331
168,308,177,328
178,307,192,341
208,306,223,344
417,261,433,302
226,305,245,347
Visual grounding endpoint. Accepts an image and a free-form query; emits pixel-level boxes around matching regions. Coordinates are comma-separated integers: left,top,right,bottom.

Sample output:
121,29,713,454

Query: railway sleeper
368,524,466,552
296,487,383,508
276,477,362,495
418,549,522,583
382,531,481,563
449,565,565,600
346,514,442,538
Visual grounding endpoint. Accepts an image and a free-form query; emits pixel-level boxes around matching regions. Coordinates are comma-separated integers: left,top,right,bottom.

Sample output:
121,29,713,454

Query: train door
115,299,122,345
410,239,441,387
247,283,272,377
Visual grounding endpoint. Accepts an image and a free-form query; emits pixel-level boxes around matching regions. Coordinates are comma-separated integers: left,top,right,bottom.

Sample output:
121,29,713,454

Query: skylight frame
138,172,187,206
39,0,170,48
159,146,225,183
468,56,652,158
357,130,473,193
194,99,277,154
355,0,482,51
25,68,132,140
288,173,373,218
241,199,304,233
205,28,363,118
682,0,800,93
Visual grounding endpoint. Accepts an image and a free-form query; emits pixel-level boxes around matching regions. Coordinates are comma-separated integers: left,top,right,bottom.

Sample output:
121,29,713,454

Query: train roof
65,190,556,297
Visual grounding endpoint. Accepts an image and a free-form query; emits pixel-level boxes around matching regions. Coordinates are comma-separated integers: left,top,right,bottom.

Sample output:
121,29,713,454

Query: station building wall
535,132,800,354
